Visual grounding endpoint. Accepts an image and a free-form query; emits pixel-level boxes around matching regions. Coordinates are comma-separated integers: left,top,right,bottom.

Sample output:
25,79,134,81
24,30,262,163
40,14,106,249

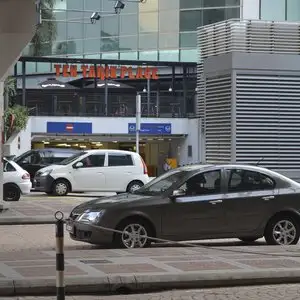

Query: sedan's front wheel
265,215,300,245
114,219,152,249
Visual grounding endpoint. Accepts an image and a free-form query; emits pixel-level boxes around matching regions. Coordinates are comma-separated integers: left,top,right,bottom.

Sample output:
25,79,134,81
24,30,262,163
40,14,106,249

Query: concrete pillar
0,0,37,210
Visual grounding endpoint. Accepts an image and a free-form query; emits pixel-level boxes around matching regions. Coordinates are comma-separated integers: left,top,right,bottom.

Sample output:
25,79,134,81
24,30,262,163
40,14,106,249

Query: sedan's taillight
141,157,148,174
22,173,30,180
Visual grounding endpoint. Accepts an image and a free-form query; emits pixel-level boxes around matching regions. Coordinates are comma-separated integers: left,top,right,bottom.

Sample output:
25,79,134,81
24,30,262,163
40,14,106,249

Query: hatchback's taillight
141,157,148,174
22,173,30,180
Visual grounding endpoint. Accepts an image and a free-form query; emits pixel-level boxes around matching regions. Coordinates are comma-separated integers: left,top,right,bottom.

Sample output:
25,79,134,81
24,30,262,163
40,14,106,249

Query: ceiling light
143,87,147,92
168,87,172,92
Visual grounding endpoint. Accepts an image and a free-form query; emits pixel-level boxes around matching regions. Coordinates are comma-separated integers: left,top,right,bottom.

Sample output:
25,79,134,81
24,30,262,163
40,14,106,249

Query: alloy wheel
121,223,148,248
130,184,142,193
55,182,68,196
272,220,297,245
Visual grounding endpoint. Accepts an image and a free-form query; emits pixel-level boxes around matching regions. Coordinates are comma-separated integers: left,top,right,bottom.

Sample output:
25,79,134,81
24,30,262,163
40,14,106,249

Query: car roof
34,148,79,152
83,149,137,155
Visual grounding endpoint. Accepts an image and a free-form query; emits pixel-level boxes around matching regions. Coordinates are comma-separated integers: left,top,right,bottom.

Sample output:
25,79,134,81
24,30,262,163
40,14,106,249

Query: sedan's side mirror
170,189,186,200
74,161,83,169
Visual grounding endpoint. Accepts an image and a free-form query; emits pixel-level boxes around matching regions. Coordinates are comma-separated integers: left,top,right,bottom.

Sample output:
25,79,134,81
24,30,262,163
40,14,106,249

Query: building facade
197,19,300,180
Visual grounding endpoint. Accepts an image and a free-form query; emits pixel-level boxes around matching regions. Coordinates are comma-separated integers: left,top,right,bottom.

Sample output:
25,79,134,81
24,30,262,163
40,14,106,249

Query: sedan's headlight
40,169,52,176
77,210,105,224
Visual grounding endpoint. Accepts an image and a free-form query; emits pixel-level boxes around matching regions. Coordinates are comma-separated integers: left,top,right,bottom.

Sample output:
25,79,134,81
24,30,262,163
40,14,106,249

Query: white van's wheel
126,181,143,193
53,179,70,196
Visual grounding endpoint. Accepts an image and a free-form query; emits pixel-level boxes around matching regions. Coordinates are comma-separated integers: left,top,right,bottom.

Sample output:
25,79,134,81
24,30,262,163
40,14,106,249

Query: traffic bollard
55,211,65,300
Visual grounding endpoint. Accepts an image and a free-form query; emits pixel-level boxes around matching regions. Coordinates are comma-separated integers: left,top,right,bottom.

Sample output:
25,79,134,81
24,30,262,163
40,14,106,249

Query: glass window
20,152,41,164
180,49,197,62
159,50,179,61
67,40,83,54
120,51,138,60
67,0,83,9
139,33,158,49
159,10,179,33
37,63,51,73
139,12,158,32
139,50,158,60
160,0,179,10
180,32,197,48
84,23,101,39
101,52,119,59
180,10,202,32
180,0,202,9
4,161,16,172
108,153,133,166
227,169,275,192
203,0,240,7
84,38,101,53
84,0,101,10
119,36,138,51
203,8,226,25
101,15,119,37
287,0,300,21
101,37,119,51
84,54,101,59
56,22,67,41
58,152,87,165
139,0,158,12
120,14,138,35
159,33,179,49
180,170,221,196
67,23,83,39
260,0,285,21
80,154,105,167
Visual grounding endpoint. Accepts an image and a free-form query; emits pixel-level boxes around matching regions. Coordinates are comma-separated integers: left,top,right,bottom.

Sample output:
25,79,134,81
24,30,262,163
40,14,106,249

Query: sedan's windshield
134,170,189,195
57,151,87,165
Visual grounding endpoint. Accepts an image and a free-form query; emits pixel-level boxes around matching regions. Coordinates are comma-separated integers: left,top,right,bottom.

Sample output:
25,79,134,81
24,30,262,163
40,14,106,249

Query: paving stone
92,263,165,274
237,258,300,269
168,261,241,271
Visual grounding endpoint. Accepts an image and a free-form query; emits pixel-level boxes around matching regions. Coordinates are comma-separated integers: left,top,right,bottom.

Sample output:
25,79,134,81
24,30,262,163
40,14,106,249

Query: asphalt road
3,284,300,299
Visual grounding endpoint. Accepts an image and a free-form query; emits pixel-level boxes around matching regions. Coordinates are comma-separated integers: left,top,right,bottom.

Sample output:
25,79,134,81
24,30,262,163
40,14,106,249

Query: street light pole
136,94,141,154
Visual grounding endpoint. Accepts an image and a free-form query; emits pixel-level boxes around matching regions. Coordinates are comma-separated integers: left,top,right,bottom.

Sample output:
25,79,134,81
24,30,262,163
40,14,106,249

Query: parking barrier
55,211,65,300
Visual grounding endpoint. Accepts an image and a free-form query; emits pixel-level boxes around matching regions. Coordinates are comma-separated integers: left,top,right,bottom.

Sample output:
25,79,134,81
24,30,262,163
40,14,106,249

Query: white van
33,149,150,196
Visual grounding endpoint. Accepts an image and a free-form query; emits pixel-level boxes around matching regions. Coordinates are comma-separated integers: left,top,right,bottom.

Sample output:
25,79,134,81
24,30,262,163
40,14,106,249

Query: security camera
114,0,125,14
90,12,101,24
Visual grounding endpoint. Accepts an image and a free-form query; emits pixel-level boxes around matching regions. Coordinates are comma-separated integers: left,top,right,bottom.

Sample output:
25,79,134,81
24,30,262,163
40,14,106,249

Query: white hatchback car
33,149,150,196
3,158,32,201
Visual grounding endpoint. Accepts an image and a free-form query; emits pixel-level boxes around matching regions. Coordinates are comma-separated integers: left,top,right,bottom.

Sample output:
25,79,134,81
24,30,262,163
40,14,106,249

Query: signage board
47,122,92,134
54,64,159,80
128,123,172,135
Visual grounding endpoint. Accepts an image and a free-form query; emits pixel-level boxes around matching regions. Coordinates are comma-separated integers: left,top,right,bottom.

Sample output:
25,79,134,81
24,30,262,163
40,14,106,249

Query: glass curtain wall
19,0,240,74
260,0,300,21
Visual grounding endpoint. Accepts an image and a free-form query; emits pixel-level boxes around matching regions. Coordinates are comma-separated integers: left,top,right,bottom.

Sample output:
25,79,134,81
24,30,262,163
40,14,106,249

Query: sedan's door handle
209,200,223,205
262,195,275,201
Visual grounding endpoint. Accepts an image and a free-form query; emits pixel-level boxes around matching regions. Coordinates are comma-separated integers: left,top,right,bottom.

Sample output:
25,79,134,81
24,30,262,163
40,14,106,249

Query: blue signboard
47,122,92,134
128,123,172,135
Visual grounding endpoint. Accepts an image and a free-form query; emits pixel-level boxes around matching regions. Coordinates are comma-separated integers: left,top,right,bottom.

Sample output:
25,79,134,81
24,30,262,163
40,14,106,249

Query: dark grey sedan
66,164,300,248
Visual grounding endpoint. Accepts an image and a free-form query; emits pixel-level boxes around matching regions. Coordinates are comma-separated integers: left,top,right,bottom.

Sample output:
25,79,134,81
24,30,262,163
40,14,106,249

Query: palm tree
29,0,57,56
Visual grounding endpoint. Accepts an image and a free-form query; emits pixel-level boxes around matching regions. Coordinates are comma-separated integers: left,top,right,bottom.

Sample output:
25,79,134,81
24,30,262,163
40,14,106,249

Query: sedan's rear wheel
4,184,20,201
265,215,299,245
114,219,152,249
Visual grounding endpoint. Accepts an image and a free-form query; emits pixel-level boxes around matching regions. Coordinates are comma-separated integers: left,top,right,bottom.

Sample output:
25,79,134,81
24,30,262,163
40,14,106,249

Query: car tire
126,181,144,193
4,184,21,201
52,179,70,196
264,214,300,245
113,218,153,249
238,237,259,243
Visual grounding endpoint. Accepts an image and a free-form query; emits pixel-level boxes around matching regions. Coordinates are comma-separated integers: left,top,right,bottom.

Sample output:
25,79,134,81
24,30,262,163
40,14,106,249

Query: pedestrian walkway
1,245,300,296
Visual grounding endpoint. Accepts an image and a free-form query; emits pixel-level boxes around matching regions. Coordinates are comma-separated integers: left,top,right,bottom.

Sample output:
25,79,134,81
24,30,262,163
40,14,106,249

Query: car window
51,151,78,164
80,154,105,168
180,170,221,196
108,153,133,166
57,151,87,165
21,152,41,164
40,151,54,164
4,161,16,172
227,169,275,192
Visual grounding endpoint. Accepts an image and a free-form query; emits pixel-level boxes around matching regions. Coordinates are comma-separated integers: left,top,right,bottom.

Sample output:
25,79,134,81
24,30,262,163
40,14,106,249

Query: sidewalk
1,245,300,296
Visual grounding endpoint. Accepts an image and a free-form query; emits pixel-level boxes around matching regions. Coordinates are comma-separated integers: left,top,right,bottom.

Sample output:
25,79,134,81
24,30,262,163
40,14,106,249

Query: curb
0,217,56,225
1,270,300,296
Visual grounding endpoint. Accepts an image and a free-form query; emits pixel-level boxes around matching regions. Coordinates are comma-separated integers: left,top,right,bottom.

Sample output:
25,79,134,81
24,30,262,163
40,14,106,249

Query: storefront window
67,22,84,40
101,15,119,37
67,39,83,55
84,0,101,11
260,0,285,21
119,36,138,51
67,0,83,9
101,52,119,59
56,22,67,41
120,52,138,60
84,38,101,53
287,0,300,21
101,37,119,52
84,23,101,39
180,49,197,62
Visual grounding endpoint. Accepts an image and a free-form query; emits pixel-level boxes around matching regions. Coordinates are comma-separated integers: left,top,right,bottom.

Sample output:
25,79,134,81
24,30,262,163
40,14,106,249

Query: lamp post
136,94,141,154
